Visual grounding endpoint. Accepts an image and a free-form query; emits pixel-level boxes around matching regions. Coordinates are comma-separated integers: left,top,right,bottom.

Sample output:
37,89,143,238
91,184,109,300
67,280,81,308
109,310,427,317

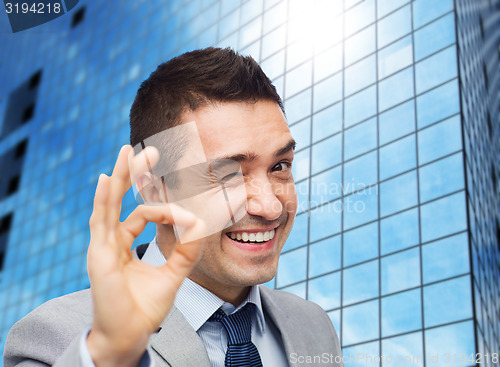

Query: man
4,48,342,367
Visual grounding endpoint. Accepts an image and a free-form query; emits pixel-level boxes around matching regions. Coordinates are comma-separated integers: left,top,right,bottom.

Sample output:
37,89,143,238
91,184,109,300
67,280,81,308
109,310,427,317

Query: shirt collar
141,238,266,333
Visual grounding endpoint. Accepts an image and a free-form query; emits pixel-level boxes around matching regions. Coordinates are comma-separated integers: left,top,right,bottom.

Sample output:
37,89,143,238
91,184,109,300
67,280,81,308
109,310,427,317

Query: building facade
0,0,498,365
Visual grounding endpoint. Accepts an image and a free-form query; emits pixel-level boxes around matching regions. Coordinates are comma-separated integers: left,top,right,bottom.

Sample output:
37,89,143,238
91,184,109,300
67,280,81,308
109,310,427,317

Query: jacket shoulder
260,285,328,315
4,289,92,366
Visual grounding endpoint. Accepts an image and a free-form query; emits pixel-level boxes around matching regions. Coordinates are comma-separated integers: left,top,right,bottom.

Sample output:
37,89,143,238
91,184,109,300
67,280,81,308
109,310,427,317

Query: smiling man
4,48,342,367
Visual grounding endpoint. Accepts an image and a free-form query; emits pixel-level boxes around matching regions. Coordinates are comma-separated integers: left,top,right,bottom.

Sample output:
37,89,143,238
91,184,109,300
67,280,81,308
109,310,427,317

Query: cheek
276,182,298,215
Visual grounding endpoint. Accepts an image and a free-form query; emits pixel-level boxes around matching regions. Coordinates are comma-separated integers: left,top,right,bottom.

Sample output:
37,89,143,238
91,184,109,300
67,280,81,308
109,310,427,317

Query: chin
235,261,278,286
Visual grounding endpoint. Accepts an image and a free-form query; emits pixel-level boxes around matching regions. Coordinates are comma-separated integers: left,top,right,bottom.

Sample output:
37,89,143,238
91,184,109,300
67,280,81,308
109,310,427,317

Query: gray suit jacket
4,276,342,367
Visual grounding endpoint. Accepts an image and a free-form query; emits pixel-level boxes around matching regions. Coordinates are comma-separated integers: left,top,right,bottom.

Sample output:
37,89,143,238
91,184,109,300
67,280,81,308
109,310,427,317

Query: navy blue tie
209,303,263,367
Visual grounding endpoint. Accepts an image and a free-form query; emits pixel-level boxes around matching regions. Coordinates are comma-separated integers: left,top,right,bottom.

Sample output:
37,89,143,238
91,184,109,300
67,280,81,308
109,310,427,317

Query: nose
246,176,282,221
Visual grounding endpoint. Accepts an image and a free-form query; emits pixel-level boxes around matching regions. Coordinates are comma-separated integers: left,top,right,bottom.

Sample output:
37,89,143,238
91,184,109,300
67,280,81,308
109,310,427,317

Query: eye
271,162,290,172
218,171,244,186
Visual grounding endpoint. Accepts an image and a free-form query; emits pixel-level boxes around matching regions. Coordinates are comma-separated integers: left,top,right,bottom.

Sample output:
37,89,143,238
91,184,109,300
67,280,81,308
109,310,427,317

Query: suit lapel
260,287,309,367
150,306,211,367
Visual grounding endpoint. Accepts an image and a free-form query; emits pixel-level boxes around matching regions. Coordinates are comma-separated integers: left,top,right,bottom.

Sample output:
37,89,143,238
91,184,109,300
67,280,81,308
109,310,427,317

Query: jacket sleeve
3,310,86,366
3,291,92,367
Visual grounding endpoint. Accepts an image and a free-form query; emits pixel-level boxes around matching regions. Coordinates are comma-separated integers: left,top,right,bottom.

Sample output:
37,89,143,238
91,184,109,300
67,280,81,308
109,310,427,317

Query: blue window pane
421,192,467,243
310,166,342,207
313,73,342,112
240,16,262,48
286,39,312,71
378,35,413,79
342,300,379,345
343,186,379,230
344,0,375,37
283,212,308,252
309,235,341,278
310,201,342,242
377,0,410,18
416,79,459,128
276,247,307,287
343,260,379,305
295,178,309,213
382,289,422,337
308,272,341,310
381,208,420,255
413,0,454,29
380,134,416,180
344,118,377,160
343,341,380,367
419,152,465,203
263,2,287,34
292,147,310,181
424,276,473,328
344,86,377,128
289,118,311,152
260,48,285,79
422,232,470,284
418,115,462,164
344,222,378,267
262,24,286,59
345,25,375,66
314,44,343,82
382,332,424,367
379,100,415,145
312,102,342,143
414,14,456,61
345,55,376,96
379,67,414,112
415,46,457,94
284,88,311,124
280,282,306,299
344,151,378,195
378,5,411,48
425,321,475,367
381,248,420,295
311,134,342,174
380,171,418,217
285,61,312,98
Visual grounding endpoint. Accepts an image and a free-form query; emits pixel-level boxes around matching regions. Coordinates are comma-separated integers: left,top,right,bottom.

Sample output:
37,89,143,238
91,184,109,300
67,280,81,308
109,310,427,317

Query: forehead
186,101,292,160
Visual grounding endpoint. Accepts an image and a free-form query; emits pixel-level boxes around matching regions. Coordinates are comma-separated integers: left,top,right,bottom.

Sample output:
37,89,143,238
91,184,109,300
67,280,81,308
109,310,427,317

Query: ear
135,173,168,204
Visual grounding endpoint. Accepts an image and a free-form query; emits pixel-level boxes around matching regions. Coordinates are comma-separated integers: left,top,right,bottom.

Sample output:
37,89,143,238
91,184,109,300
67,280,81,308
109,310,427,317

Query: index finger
106,145,134,228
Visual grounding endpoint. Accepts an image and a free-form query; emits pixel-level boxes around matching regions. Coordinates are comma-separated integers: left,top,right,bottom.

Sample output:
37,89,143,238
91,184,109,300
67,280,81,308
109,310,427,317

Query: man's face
181,101,297,293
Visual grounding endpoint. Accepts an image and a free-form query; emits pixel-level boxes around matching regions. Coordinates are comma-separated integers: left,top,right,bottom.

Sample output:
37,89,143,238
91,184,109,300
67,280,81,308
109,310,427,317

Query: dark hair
130,47,283,146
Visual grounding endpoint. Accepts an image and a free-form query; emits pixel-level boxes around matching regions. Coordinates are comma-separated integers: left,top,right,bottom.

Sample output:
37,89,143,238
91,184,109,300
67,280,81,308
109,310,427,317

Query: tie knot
209,303,255,346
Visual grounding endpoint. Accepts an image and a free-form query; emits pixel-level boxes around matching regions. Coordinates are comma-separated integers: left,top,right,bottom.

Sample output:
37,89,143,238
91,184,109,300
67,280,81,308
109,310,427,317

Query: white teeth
263,231,270,241
227,229,277,243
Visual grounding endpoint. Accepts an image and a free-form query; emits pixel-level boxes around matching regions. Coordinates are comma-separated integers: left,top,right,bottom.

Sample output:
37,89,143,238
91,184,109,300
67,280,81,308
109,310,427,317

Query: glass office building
0,0,498,365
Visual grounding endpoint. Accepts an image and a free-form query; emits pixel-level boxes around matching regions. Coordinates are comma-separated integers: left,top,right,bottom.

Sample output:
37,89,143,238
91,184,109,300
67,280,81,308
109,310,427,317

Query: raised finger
107,145,134,228
89,174,110,247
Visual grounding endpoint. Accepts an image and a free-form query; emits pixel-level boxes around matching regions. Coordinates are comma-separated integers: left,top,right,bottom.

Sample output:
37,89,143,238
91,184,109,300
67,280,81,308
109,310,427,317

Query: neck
189,271,251,307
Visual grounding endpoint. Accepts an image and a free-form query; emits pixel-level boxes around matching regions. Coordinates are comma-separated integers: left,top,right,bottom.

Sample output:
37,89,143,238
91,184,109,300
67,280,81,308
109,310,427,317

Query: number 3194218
5,2,62,14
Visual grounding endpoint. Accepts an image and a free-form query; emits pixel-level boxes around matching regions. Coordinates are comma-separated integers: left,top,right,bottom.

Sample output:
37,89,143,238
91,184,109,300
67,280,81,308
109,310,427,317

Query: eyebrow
216,138,297,163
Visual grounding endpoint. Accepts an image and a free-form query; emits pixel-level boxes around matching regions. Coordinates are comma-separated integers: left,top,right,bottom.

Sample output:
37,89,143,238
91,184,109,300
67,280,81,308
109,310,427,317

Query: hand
86,145,205,367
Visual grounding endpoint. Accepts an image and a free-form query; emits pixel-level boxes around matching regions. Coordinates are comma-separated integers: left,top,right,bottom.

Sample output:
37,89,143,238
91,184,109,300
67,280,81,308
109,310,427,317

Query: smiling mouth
225,228,276,244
